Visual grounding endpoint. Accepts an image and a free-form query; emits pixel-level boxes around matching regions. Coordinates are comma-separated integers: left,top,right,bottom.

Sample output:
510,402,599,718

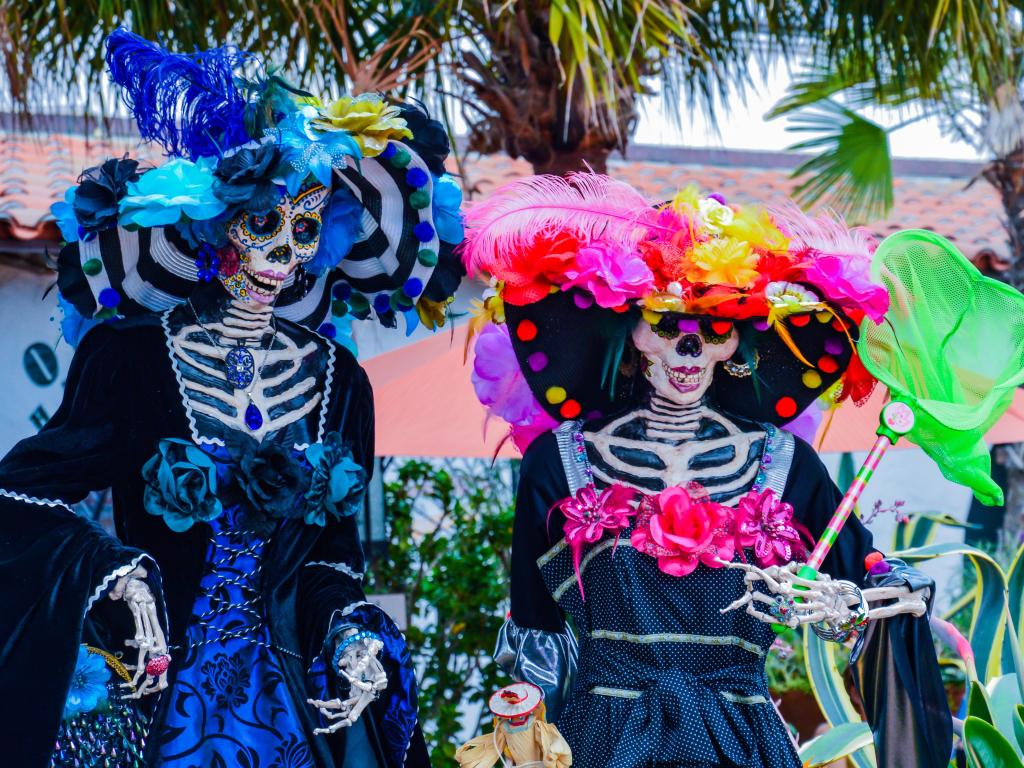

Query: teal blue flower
142,438,223,532
304,432,365,526
58,292,99,348
118,157,226,228
50,186,81,242
432,173,464,244
64,645,110,719
274,106,362,195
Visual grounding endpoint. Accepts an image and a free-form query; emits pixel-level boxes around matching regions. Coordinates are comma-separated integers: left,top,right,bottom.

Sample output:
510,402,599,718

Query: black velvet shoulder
510,430,570,631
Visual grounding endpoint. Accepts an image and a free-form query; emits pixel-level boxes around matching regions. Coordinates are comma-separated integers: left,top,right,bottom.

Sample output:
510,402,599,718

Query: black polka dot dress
508,423,876,768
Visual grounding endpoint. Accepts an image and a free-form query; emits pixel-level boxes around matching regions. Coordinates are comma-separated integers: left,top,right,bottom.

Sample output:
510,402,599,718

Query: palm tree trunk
981,147,1024,550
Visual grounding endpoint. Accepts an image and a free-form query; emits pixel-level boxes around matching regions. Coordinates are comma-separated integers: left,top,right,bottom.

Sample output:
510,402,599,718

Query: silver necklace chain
187,299,278,398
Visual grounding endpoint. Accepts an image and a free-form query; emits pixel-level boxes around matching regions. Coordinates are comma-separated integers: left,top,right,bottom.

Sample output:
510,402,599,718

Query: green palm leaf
785,100,894,223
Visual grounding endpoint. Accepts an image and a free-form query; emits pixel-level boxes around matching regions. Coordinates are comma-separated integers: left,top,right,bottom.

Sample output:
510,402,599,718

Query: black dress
505,420,951,768
0,313,430,768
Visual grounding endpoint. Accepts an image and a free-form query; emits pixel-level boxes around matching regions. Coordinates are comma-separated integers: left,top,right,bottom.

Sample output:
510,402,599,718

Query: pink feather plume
462,173,658,276
769,203,877,258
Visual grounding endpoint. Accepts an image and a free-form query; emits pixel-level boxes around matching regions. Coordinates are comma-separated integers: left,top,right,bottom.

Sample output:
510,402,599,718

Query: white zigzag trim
86,553,150,612
0,488,73,510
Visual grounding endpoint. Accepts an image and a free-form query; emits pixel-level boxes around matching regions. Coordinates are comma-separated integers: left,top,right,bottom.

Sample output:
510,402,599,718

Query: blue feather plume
105,28,255,160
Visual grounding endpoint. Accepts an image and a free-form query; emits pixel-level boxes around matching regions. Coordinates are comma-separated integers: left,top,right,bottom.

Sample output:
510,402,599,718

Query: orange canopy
364,325,1024,458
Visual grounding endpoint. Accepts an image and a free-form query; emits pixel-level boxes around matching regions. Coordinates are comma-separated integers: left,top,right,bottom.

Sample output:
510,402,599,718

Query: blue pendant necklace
188,301,277,432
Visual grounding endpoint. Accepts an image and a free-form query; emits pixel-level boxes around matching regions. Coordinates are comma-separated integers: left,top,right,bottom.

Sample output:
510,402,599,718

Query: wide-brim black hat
504,288,856,427
56,143,462,334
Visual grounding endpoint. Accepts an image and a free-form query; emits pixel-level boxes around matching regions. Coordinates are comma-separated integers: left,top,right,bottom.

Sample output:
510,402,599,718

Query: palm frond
785,100,894,223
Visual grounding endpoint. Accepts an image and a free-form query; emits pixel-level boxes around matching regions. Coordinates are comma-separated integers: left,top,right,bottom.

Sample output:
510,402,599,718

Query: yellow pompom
545,386,567,405
802,370,823,389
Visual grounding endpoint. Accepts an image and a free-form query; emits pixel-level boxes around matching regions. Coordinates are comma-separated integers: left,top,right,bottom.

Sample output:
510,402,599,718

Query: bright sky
632,65,985,161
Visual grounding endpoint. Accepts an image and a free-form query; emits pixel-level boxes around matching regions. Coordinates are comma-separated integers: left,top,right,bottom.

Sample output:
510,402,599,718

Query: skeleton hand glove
108,565,170,697
720,559,929,643
308,629,388,734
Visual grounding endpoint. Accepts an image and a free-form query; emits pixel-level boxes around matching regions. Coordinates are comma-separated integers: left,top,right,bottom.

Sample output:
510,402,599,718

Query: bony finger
307,698,342,709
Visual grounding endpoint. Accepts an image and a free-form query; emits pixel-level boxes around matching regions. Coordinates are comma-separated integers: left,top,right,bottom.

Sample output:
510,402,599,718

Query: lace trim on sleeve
0,488,73,511
86,553,151,612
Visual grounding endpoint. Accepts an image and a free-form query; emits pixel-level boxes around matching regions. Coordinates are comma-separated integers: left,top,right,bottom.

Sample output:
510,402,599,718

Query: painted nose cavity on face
677,334,703,357
267,245,292,265
220,182,331,305
632,315,739,405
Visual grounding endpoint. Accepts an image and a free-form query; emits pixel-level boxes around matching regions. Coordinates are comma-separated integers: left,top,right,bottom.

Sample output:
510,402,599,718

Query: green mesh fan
858,229,1024,505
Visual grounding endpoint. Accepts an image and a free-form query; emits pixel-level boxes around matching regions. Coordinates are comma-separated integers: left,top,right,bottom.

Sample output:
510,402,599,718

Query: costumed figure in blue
0,29,464,768
460,175,959,767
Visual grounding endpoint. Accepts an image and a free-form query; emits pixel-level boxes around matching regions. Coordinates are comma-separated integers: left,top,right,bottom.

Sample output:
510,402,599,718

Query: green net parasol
858,229,1024,505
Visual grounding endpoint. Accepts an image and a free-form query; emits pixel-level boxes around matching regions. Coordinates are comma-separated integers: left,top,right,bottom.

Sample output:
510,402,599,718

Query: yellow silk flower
684,236,759,288
722,206,789,253
314,94,413,157
417,296,453,331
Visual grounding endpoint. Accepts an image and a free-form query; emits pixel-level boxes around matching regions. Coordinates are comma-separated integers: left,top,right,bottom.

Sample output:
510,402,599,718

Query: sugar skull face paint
220,182,330,304
633,314,739,405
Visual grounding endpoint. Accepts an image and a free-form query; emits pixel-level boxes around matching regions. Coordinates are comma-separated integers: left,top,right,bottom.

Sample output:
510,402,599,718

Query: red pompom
864,551,884,571
775,397,798,419
560,399,582,419
817,355,839,374
516,319,538,342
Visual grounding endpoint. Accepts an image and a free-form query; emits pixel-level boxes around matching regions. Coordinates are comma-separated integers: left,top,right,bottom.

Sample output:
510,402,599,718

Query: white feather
462,173,658,275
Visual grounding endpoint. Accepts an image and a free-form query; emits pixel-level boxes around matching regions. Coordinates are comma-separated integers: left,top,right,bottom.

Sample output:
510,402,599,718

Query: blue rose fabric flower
213,143,288,215
64,645,111,719
119,157,226,228
75,157,142,233
142,438,223,532
304,432,366,526
231,436,310,519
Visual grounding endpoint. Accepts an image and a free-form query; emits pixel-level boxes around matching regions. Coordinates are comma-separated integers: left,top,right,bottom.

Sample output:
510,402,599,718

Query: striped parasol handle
771,401,915,633
804,400,915,572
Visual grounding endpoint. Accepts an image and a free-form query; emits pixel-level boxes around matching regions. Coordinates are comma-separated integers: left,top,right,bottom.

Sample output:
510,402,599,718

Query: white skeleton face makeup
632,315,739,405
221,182,330,305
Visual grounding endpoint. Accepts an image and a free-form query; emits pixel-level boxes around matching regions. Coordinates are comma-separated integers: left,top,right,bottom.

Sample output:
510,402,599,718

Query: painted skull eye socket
699,318,734,344
292,215,321,247
246,211,282,238
652,315,681,339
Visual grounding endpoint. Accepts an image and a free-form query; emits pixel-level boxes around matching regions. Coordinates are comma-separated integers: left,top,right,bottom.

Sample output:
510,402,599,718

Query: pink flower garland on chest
556,481,805,597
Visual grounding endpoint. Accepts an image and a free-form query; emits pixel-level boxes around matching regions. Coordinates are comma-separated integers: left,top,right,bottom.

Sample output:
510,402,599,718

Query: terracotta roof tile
0,132,1009,266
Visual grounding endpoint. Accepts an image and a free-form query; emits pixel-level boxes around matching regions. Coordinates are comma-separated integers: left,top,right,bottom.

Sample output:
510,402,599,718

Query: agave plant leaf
798,721,874,767
1009,543,1024,649
894,542,1010,680
803,627,876,768
964,715,1024,768
989,674,1024,759
969,679,995,724
1014,704,1024,754
785,100,894,223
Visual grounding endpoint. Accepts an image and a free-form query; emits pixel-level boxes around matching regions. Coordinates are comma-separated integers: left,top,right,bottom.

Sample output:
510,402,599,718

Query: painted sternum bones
220,183,330,304
169,300,325,443
586,315,764,500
